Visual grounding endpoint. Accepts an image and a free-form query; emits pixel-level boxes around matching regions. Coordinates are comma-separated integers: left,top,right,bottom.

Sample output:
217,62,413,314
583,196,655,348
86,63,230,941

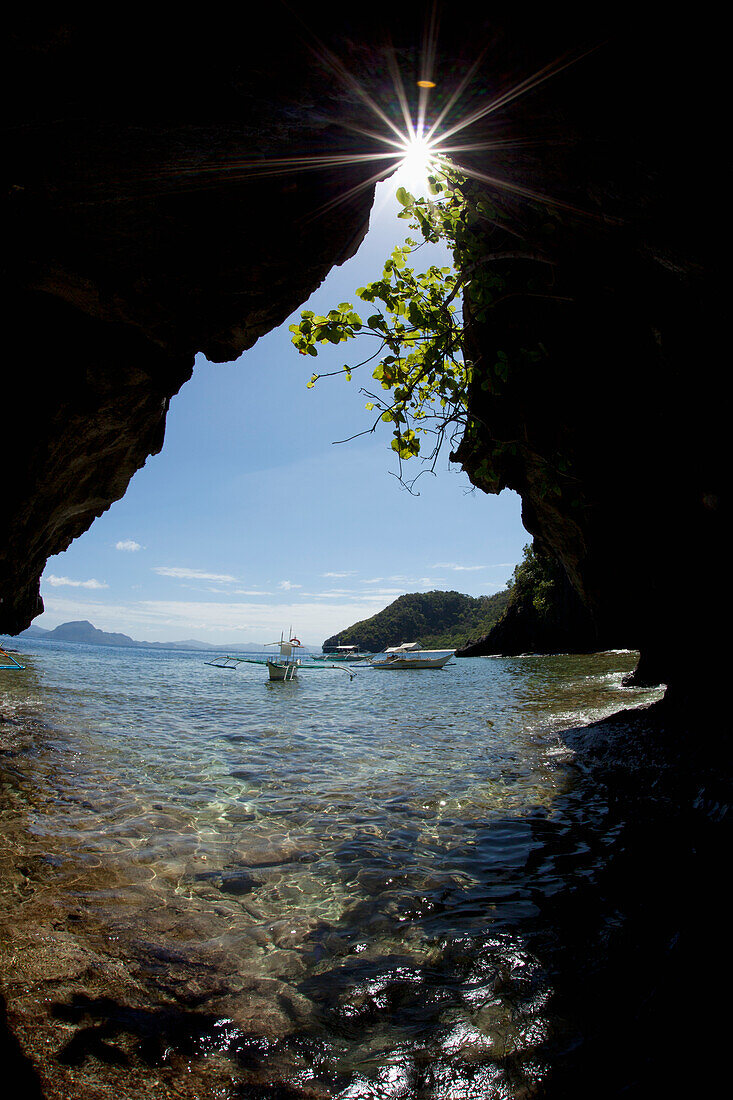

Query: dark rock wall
2,13,388,631
448,19,719,701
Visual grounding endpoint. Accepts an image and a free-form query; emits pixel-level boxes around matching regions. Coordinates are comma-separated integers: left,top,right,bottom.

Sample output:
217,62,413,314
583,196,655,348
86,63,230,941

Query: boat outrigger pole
1,646,25,670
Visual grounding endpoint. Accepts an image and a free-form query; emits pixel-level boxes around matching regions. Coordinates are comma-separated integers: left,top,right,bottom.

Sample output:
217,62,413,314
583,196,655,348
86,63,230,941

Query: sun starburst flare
157,13,599,224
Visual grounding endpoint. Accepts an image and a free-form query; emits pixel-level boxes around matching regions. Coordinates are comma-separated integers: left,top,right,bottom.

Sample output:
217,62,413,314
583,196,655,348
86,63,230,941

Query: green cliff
323,589,510,653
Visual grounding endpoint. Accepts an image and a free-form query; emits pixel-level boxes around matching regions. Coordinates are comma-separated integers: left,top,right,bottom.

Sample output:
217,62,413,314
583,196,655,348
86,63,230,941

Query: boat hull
267,660,298,681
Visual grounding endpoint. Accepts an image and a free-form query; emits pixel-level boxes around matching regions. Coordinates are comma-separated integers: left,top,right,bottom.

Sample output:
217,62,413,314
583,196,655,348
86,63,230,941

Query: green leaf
407,301,424,327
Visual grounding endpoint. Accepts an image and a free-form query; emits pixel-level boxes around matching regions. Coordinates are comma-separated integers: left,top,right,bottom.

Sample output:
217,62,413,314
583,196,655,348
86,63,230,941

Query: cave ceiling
2,11,716,693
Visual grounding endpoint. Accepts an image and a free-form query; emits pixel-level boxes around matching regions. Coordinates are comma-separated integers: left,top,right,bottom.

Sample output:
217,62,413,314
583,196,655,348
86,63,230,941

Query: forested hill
323,589,511,653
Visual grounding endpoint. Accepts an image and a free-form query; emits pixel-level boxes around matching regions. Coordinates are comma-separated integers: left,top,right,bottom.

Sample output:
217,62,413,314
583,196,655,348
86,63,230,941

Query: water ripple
0,642,661,1097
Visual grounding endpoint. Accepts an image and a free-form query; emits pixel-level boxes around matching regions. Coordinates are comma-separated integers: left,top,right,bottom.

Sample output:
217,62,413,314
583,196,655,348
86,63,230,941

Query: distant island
323,589,511,653
7,620,264,653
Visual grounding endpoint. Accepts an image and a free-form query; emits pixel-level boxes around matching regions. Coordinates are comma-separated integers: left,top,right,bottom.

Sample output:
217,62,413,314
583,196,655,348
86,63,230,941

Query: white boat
369,642,455,669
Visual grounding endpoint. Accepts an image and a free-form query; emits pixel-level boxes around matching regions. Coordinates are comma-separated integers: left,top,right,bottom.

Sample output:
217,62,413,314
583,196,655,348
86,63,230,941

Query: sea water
0,640,663,1098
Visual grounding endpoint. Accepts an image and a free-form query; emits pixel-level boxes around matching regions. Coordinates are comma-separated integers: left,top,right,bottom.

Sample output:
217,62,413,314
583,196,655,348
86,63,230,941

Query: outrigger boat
207,633,357,682
264,634,304,681
368,642,455,670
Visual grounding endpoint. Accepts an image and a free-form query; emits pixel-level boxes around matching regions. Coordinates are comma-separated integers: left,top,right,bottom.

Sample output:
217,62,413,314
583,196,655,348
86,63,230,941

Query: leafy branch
290,163,475,483
289,161,557,491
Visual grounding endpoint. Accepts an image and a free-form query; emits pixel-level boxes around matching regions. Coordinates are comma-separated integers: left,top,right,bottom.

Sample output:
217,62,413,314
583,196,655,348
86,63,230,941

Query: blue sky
36,172,528,646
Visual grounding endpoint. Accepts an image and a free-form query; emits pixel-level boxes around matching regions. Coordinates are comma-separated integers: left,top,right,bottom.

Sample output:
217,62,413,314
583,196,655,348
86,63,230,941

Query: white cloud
302,588,354,599
363,576,447,593
375,574,447,589
153,566,237,583
115,540,142,552
300,583,407,601
278,580,302,591
45,575,109,589
431,562,487,571
303,587,405,602
322,571,356,578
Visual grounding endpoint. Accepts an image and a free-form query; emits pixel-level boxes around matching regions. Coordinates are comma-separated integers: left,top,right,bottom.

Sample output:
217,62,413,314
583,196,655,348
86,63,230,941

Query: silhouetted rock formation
447,20,718,707
2,13,384,633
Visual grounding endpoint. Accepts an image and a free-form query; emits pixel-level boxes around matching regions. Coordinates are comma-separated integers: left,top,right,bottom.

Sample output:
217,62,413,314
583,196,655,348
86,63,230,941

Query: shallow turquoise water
0,640,662,1098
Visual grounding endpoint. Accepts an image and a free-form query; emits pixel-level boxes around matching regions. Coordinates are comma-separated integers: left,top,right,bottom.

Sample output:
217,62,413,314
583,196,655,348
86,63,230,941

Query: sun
396,130,438,193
